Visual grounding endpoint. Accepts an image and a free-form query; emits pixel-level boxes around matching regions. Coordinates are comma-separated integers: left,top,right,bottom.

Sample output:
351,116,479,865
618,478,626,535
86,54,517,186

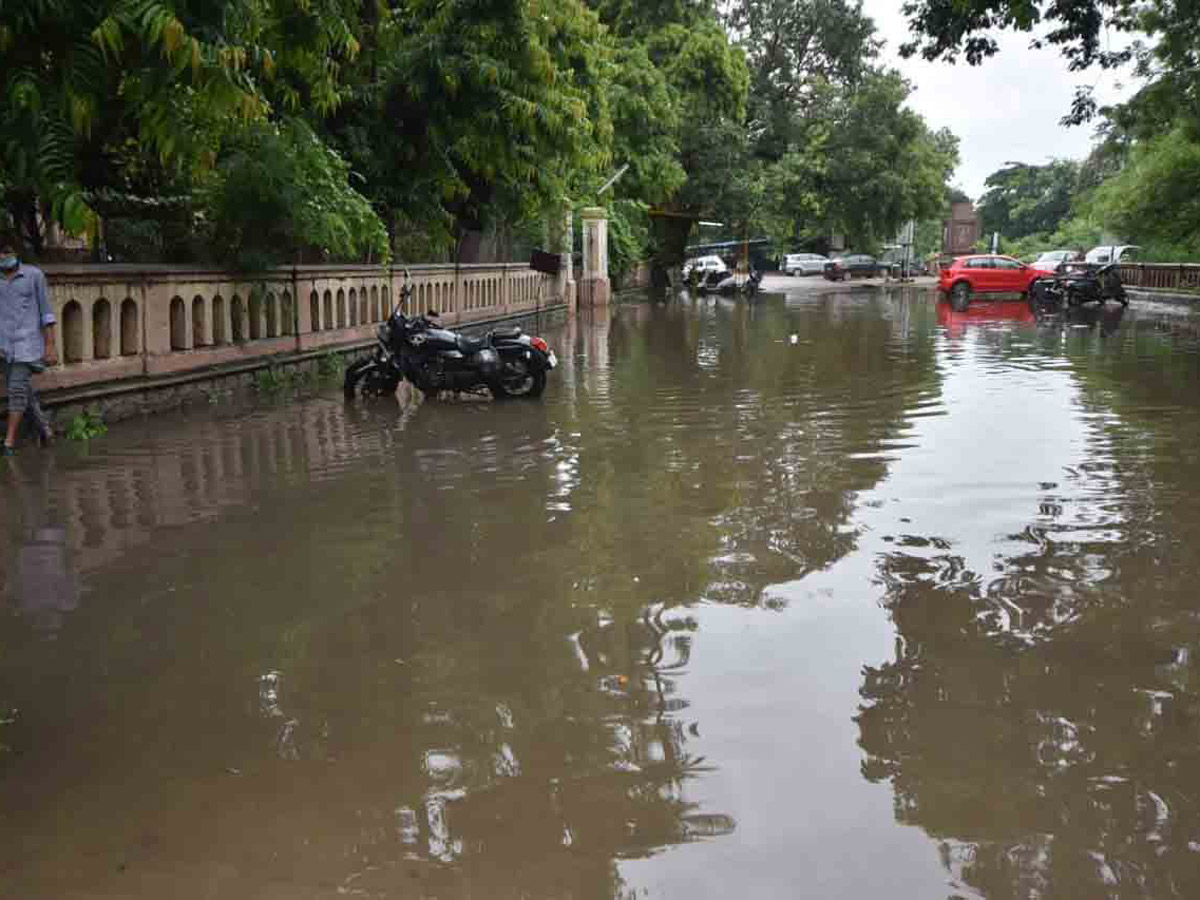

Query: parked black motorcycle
344,271,557,400
1030,261,1128,310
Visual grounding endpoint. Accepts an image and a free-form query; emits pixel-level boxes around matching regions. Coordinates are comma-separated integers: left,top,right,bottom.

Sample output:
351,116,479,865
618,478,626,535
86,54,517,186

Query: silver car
783,253,829,276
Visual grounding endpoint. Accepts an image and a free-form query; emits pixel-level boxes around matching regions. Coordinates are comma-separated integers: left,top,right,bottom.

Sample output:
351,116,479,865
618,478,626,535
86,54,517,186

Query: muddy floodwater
5,285,1200,899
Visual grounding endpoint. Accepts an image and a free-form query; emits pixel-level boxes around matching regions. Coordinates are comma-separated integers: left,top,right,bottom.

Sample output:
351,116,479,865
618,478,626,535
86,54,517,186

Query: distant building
943,202,979,255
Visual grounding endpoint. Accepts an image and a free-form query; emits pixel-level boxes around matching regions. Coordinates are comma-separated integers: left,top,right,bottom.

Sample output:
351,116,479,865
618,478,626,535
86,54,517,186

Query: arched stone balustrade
7,261,574,401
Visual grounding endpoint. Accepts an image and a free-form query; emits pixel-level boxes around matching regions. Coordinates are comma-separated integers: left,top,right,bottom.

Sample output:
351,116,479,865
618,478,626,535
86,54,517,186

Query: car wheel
951,281,971,311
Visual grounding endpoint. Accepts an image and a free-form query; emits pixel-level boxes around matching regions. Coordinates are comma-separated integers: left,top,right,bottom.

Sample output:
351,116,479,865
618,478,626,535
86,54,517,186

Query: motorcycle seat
456,334,488,354
491,326,522,340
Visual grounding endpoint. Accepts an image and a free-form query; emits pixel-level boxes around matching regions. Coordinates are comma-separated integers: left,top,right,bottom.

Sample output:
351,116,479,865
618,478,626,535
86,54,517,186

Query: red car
937,255,1055,310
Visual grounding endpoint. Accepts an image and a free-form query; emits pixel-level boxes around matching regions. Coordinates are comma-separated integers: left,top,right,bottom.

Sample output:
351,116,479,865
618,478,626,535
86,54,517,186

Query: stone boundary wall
2,262,568,408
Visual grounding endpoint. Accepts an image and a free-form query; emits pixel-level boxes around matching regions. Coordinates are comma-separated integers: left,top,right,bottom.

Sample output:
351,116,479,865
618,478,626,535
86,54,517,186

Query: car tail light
531,337,549,353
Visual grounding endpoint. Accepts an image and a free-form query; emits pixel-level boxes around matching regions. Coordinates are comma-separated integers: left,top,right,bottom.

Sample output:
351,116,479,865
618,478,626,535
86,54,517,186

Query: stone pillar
195,297,213,346
580,207,609,308
81,298,95,362
553,206,576,312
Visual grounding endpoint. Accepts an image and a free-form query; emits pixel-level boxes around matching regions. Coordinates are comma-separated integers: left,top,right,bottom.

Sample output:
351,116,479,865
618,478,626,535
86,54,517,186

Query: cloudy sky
860,0,1138,198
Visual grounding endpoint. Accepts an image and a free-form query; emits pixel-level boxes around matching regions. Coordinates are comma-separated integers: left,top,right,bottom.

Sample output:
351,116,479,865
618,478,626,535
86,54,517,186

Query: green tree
976,160,1081,241
726,0,880,160
0,0,365,247
323,0,615,261
1090,126,1200,260
200,119,390,269
820,72,960,249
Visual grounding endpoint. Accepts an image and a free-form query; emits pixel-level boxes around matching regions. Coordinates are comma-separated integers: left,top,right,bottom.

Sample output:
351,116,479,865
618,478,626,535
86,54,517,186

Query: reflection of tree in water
249,295,941,895
1,292,941,896
588,294,943,609
857,424,1200,899
264,583,730,896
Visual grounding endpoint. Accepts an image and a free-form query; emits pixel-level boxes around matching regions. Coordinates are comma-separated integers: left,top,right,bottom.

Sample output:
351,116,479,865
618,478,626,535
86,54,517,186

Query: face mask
0,256,17,272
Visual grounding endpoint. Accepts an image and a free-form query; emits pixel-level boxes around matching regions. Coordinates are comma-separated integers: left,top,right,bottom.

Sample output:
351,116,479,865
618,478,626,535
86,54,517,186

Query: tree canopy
1,0,963,269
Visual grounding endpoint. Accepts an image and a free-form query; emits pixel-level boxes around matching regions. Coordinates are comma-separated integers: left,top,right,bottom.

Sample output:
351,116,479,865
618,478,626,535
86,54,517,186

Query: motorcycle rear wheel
491,358,546,399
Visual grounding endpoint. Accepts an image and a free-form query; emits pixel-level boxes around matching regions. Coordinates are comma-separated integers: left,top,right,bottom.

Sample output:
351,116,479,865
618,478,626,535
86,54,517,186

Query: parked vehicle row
684,250,926,283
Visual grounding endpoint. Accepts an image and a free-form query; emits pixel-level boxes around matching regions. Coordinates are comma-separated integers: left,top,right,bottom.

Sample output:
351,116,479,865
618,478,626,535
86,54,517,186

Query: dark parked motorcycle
1030,261,1128,310
344,270,557,400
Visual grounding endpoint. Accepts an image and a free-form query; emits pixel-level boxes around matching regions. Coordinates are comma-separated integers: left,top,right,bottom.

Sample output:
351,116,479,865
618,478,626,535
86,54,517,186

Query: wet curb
1127,288,1200,307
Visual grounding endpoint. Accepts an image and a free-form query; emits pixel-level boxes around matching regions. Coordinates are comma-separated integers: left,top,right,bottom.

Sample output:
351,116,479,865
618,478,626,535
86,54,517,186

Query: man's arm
42,323,58,366
35,270,58,365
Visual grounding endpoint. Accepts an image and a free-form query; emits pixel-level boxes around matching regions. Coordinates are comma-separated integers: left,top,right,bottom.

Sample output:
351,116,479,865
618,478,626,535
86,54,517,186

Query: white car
683,254,730,278
783,253,829,276
1085,245,1140,265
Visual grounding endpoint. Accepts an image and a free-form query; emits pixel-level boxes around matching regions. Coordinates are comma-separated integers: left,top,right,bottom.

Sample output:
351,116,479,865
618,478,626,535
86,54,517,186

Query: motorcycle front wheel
491,358,547,399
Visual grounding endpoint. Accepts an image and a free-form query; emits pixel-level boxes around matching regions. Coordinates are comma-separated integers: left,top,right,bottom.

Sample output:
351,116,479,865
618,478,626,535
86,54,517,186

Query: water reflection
9,287,1200,897
0,458,79,631
858,297,1200,900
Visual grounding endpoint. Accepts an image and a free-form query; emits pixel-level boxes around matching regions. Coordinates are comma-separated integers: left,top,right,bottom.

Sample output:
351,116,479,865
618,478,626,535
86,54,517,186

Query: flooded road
4,286,1200,898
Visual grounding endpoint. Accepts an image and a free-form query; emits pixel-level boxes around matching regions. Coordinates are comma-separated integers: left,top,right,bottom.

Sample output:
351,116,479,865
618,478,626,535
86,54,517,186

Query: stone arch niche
61,301,83,363
92,298,113,359
349,288,358,327
358,289,367,325
310,290,321,332
192,295,207,347
323,290,333,330
212,295,226,344
169,296,187,350
231,295,246,343
370,286,380,321
336,288,346,328
120,298,139,355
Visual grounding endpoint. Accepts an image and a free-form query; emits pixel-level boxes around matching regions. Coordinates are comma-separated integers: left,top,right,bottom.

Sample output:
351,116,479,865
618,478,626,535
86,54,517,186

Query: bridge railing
1119,263,1200,293
5,263,564,397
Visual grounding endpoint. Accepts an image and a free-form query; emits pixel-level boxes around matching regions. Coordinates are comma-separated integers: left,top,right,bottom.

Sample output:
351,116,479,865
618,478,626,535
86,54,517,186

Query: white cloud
860,0,1140,197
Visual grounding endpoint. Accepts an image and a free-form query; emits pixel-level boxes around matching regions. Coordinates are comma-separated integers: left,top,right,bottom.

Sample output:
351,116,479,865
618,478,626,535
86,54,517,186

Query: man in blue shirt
0,230,58,454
